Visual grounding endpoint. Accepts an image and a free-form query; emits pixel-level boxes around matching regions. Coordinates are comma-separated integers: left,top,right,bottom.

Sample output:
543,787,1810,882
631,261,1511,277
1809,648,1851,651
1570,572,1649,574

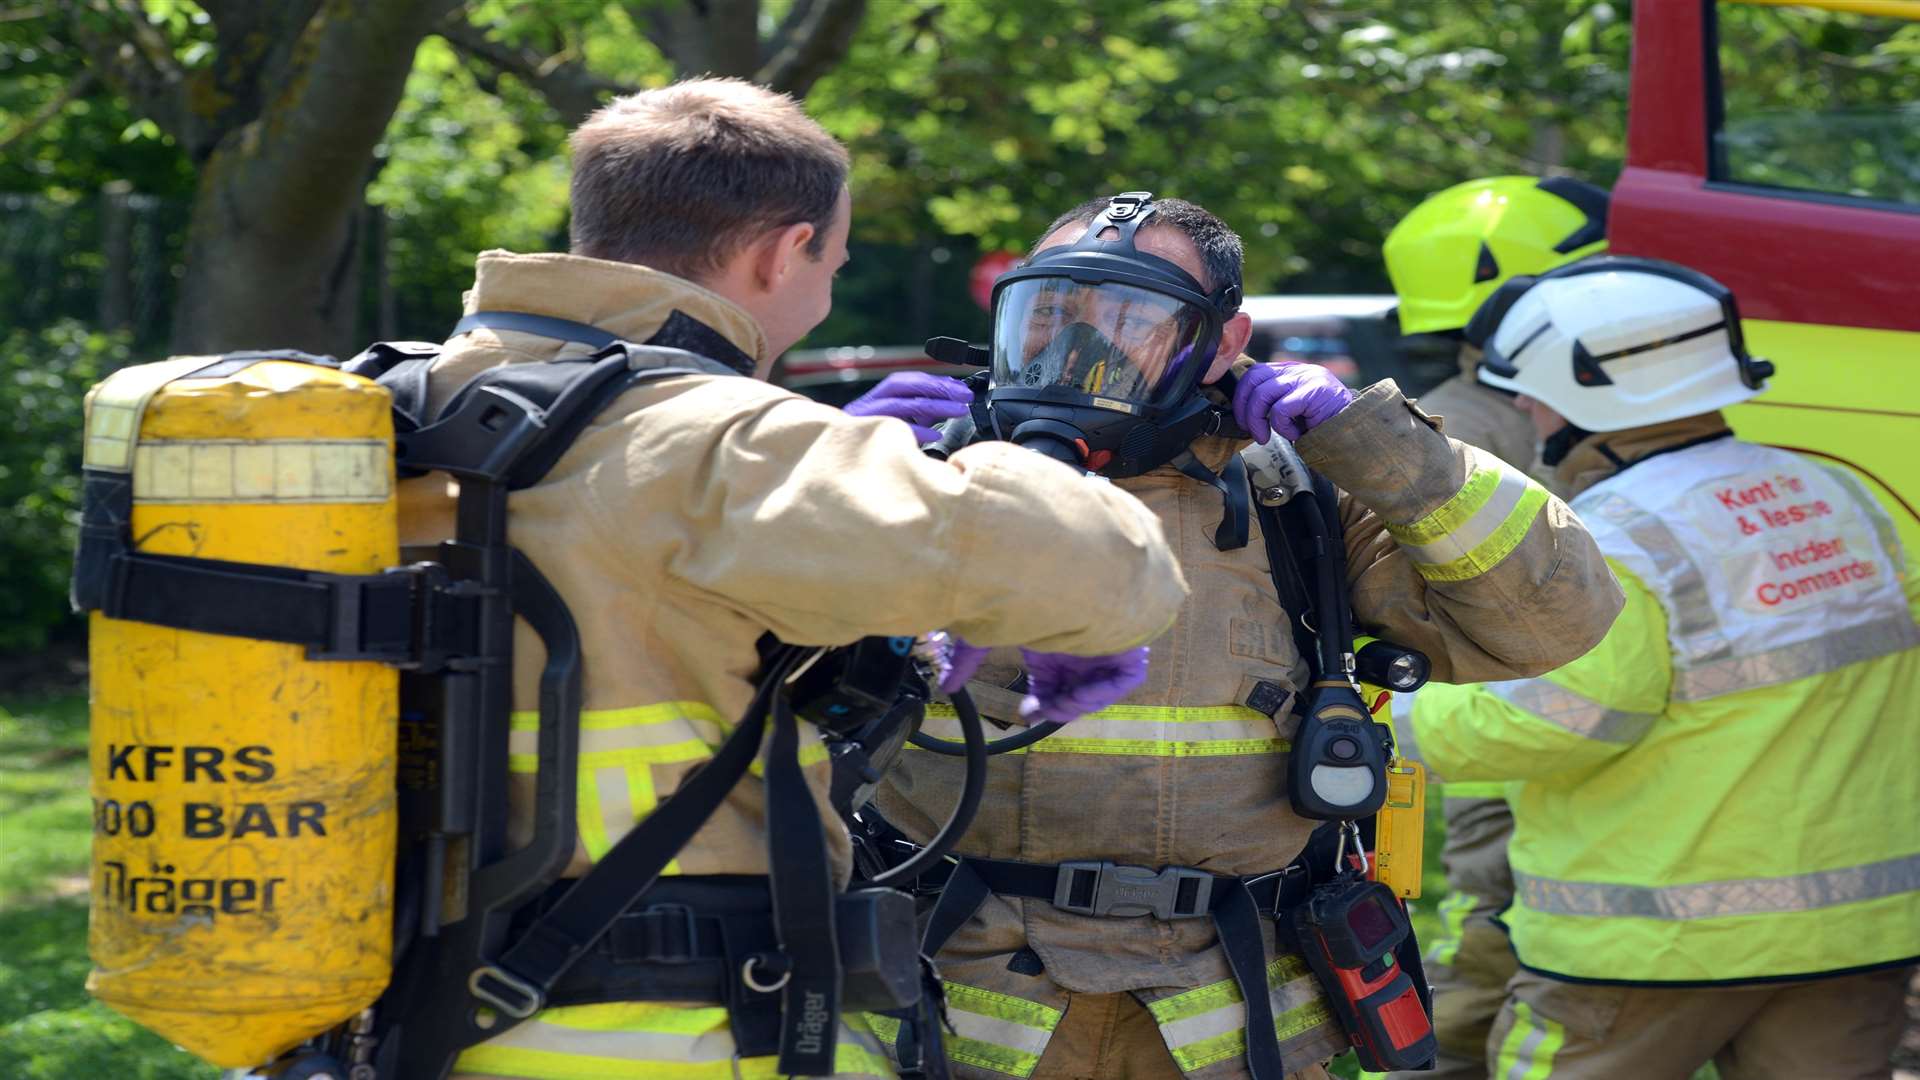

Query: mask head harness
983,191,1243,478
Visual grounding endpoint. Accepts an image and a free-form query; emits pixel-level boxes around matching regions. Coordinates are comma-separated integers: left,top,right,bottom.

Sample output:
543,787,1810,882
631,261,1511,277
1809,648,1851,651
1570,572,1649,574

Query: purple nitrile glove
923,631,992,694
1017,646,1151,725
844,372,973,443
1232,362,1355,445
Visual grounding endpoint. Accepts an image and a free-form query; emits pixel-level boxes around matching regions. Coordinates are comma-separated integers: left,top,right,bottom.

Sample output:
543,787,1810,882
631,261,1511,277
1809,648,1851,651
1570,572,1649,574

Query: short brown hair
568,78,850,281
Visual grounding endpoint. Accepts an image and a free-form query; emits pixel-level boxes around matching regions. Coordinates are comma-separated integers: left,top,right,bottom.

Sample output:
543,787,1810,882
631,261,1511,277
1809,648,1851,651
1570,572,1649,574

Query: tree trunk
166,0,458,357
98,181,134,333
172,173,366,357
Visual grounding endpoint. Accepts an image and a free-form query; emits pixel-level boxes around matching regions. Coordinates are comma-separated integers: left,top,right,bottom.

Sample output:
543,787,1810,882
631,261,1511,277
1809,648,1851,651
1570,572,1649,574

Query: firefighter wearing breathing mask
1401,255,1920,1078
865,193,1623,1080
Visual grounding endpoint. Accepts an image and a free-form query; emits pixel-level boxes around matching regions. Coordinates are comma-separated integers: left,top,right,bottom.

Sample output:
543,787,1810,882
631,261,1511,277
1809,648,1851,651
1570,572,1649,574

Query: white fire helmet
1464,255,1774,432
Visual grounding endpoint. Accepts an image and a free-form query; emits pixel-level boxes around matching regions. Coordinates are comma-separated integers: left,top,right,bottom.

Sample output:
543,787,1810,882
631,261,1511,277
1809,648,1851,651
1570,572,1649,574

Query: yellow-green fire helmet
1383,176,1609,335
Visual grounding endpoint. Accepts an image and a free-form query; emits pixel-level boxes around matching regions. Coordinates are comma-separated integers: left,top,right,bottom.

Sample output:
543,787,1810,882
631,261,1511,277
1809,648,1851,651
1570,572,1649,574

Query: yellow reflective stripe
455,1034,892,1079
1147,956,1310,1022
455,1005,892,1078
131,439,390,503
1426,890,1479,966
1410,485,1549,583
941,981,1062,1078
509,705,729,758
511,702,827,871
1495,1000,1564,1080
1388,461,1508,546
864,1011,901,1047
524,1002,733,1032
1147,956,1334,1072
507,704,828,772
914,703,1289,758
1386,460,1549,582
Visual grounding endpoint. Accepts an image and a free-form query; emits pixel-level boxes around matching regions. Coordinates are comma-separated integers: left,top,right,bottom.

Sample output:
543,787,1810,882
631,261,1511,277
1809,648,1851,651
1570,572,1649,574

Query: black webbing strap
765,691,844,1075
1215,882,1286,1080
1173,450,1250,551
1252,497,1321,678
99,552,422,660
915,855,1309,1080
453,311,621,350
475,648,810,1019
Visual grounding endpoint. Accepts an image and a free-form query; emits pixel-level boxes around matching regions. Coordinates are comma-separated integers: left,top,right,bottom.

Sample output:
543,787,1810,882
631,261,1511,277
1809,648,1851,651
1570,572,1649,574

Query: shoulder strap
341,340,440,434
1251,478,1326,681
391,342,718,490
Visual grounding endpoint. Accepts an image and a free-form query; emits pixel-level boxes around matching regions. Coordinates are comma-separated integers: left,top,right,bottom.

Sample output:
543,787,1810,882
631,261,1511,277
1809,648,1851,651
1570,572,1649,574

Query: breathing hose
865,686,989,886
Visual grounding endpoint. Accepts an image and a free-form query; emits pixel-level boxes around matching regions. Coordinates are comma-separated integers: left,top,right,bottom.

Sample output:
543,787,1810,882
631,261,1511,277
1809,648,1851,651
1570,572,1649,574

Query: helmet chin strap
1539,422,1594,467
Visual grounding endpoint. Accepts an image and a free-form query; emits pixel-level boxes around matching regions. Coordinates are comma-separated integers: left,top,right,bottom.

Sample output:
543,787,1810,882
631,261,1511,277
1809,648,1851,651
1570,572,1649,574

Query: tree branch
219,0,461,234
61,0,197,148
761,0,817,66
438,10,632,126
0,68,97,156
636,0,761,80
757,0,865,97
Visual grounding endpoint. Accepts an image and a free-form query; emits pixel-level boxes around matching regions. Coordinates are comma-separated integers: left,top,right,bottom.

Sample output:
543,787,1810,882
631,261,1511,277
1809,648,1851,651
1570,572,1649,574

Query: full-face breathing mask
982,191,1243,477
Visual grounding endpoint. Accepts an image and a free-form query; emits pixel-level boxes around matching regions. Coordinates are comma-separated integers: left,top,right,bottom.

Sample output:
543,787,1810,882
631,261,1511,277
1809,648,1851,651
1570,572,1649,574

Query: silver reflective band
1672,614,1920,702
1585,493,1728,660
1487,679,1658,744
1822,465,1904,571
1515,851,1920,920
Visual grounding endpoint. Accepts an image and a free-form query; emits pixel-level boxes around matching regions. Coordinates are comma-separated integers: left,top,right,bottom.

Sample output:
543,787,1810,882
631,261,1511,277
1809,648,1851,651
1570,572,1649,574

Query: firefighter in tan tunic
871,194,1624,1080
405,80,1193,1080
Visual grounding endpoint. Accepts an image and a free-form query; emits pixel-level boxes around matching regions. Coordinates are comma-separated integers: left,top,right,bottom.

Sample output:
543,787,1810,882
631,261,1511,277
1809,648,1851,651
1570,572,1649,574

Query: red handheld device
1292,877,1436,1071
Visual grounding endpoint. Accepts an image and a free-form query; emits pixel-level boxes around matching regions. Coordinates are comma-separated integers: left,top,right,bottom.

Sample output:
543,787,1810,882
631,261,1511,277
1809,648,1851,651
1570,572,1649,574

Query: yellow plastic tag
1373,760,1427,899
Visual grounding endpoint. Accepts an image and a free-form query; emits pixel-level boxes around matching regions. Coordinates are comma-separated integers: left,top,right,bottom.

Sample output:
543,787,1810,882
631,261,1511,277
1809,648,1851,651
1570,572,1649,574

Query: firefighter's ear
751,220,818,292
1205,312,1255,384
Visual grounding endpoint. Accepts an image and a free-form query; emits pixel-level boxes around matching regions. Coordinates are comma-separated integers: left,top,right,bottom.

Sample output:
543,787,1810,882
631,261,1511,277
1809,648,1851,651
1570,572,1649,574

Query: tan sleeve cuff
1296,379,1461,525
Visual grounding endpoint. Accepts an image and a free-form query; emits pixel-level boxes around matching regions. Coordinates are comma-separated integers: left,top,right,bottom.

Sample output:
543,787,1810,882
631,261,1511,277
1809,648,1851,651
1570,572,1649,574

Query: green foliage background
0,324,131,654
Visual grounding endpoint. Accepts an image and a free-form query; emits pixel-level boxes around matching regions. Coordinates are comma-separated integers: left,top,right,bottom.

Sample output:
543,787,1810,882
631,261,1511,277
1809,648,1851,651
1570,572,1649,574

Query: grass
0,694,219,1080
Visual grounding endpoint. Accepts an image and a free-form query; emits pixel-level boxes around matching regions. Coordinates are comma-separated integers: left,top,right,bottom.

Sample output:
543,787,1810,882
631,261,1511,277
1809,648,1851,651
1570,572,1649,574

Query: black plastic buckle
609,902,703,964
1105,191,1151,222
306,568,418,664
1052,860,1215,919
398,384,551,482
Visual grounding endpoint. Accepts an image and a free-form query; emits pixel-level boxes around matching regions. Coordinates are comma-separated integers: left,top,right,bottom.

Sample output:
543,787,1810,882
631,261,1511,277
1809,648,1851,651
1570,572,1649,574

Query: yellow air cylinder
83,356,398,1068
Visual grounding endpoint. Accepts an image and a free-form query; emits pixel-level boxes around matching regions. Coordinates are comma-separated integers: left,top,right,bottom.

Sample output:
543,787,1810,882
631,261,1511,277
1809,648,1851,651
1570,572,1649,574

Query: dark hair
568,77,850,281
1031,196,1244,301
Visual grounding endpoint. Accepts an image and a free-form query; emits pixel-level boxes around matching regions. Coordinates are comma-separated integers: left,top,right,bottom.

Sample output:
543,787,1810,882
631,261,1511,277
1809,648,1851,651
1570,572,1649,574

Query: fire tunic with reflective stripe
1409,423,1920,984
877,379,1621,1078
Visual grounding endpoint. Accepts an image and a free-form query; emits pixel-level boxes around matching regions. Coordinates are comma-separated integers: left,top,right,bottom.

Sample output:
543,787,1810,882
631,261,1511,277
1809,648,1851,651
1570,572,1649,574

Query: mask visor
991,277,1214,406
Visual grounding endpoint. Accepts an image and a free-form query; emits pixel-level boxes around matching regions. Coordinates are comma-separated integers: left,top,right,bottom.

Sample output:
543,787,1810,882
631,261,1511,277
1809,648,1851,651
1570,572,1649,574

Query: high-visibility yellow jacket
400,251,1191,1080
877,379,1624,1079
1408,415,1920,985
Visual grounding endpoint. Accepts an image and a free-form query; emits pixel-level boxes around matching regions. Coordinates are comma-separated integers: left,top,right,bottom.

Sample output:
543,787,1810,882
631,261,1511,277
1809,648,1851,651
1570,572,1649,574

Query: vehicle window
1713,2,1920,206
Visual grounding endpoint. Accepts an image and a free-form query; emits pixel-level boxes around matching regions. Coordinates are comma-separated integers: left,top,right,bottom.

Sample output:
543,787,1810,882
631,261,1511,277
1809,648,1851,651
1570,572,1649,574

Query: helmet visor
991,277,1214,405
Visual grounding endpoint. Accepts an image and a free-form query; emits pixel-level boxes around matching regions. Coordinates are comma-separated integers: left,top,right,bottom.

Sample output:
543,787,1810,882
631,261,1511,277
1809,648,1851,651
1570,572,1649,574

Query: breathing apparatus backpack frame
71,332,1000,1080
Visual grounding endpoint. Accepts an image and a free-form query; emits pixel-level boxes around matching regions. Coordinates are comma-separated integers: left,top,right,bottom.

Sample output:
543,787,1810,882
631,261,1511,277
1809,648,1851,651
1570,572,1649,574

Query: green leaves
0,323,130,655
